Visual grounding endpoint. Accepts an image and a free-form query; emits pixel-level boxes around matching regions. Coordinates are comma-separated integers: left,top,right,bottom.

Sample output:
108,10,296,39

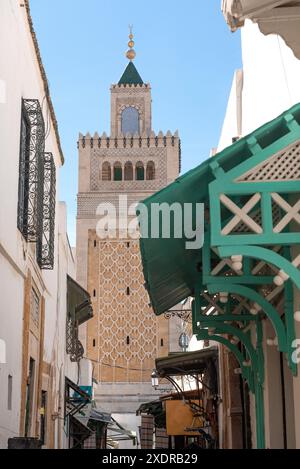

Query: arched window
114,162,122,181
136,162,145,181
102,162,111,181
121,107,139,135
146,161,155,181
124,162,133,181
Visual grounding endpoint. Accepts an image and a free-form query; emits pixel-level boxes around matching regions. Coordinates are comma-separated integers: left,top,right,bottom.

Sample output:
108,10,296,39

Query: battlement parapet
111,83,151,91
78,130,180,149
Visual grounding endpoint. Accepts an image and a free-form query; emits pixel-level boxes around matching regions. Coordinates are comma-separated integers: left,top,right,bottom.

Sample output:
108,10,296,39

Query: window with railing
18,99,45,241
37,152,56,270
17,99,56,270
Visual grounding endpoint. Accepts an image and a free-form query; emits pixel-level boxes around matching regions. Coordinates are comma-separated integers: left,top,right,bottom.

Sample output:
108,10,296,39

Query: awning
138,105,300,315
90,408,112,424
67,275,93,325
155,348,218,377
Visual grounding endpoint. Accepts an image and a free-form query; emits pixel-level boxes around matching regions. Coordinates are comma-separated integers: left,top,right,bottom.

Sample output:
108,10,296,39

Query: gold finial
126,25,136,61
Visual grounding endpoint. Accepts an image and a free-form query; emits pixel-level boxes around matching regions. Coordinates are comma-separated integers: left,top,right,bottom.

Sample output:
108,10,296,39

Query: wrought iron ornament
18,99,56,270
18,99,45,242
37,152,56,270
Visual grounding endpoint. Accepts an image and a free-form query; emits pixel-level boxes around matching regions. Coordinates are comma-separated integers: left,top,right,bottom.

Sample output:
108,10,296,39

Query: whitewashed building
0,0,93,449
218,11,300,449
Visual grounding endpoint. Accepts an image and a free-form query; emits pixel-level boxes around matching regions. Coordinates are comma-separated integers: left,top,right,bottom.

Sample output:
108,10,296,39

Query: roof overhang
67,275,93,325
222,0,300,59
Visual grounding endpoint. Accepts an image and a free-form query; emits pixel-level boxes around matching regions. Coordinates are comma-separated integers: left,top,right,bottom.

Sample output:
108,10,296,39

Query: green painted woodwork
197,324,265,448
284,280,298,376
136,166,145,181
137,104,300,450
197,321,263,383
138,104,300,316
114,167,122,181
255,381,266,449
118,62,144,85
218,246,300,290
196,329,255,392
207,283,287,354
209,112,300,186
202,233,275,286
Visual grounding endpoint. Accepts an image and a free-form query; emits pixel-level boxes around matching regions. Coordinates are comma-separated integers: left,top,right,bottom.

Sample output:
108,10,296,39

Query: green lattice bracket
209,111,300,248
138,104,300,316
196,329,255,392
207,283,287,353
211,113,300,185
209,183,300,247
193,282,266,448
198,321,263,384
218,245,300,301
202,232,275,286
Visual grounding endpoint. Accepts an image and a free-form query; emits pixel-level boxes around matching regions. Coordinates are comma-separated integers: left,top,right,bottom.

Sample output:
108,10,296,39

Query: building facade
137,15,300,451
217,18,300,450
0,0,93,449
76,38,180,445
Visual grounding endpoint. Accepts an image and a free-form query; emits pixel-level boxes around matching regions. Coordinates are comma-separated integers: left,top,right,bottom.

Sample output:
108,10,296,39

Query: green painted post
255,380,266,449
285,280,297,376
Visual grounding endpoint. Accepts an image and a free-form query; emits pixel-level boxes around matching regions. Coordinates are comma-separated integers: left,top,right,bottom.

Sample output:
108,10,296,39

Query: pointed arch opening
136,162,145,181
102,162,111,181
124,162,134,181
121,107,140,135
146,161,155,181
113,162,123,181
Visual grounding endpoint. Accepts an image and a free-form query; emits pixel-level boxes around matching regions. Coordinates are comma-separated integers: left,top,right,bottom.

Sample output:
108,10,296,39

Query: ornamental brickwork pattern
87,234,168,383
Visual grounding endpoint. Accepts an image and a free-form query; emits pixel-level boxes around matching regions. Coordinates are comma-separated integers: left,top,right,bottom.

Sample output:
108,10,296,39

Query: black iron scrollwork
18,99,45,241
37,152,56,270
66,318,84,363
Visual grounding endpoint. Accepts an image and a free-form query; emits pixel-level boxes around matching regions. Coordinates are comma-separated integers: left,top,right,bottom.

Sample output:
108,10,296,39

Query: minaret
76,30,181,445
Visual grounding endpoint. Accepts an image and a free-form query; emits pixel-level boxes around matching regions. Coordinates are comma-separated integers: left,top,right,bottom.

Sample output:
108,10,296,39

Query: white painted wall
0,0,60,448
0,1,90,449
218,20,300,152
217,19,300,448
0,256,24,447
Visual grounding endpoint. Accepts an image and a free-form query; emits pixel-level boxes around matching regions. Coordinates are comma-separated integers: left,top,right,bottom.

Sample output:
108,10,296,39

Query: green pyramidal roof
118,62,144,85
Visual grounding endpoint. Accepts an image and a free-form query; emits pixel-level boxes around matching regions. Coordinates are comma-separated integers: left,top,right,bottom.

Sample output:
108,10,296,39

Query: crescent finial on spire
126,25,136,61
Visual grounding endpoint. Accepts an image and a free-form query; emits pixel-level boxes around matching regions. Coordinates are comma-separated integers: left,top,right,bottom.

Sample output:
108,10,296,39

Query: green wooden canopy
138,103,300,316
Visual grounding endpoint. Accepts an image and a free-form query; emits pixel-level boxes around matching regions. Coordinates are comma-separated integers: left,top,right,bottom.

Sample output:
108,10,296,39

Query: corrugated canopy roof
67,275,93,325
155,348,218,377
138,103,300,315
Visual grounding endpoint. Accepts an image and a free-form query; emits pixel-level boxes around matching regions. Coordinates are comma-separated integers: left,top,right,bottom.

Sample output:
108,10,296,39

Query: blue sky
30,0,242,245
